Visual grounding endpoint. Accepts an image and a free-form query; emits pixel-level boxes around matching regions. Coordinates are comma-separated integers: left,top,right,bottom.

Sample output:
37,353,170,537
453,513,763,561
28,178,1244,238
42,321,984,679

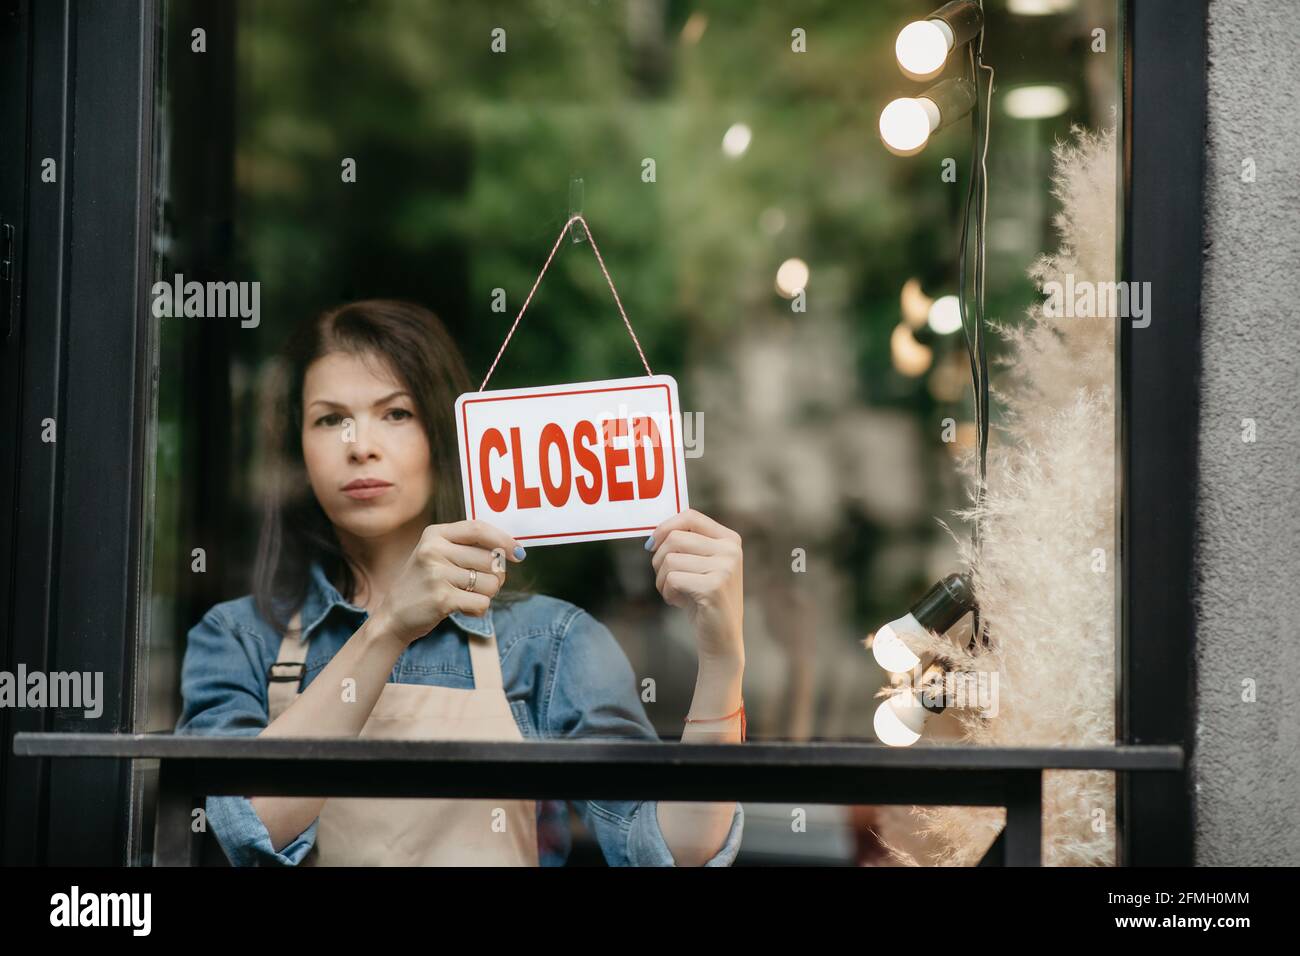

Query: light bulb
775,257,810,298
871,617,926,673
875,661,954,746
870,573,976,673
928,294,963,334
722,122,752,157
895,19,954,81
873,688,929,746
900,277,934,329
893,2,986,83
879,97,939,157
1003,85,1070,119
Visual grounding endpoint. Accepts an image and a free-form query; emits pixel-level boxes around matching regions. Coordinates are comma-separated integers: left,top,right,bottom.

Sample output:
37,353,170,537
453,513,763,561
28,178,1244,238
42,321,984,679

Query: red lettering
573,420,603,504
477,416,671,511
480,428,510,512
509,426,541,509
538,422,571,507
602,419,634,502
632,416,664,499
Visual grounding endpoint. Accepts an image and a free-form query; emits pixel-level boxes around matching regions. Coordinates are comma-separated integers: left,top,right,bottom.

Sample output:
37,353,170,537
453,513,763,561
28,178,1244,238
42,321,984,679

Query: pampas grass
873,125,1119,866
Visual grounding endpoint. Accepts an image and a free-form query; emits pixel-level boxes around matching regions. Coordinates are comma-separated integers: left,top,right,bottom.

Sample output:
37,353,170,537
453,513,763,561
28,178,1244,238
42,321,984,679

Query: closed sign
455,375,689,546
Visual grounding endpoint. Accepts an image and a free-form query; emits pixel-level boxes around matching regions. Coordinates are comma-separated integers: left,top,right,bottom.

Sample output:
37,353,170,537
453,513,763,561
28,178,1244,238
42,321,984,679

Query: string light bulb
879,77,977,156
870,572,977,674
894,1,986,81
874,661,951,747
873,685,929,746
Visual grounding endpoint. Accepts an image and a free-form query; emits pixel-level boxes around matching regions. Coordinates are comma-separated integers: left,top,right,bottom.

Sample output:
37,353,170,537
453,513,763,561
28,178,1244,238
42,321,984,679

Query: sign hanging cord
478,214,654,391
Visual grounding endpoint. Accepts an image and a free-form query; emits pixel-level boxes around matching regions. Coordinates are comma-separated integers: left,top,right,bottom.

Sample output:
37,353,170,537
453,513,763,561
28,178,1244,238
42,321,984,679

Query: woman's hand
372,519,525,646
647,508,745,666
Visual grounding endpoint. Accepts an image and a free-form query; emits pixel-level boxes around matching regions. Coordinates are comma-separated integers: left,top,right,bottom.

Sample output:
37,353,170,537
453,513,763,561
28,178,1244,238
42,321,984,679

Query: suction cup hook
569,176,585,243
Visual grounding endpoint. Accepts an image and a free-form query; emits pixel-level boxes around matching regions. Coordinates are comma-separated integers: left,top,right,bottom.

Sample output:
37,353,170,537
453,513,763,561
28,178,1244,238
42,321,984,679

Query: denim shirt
174,560,744,867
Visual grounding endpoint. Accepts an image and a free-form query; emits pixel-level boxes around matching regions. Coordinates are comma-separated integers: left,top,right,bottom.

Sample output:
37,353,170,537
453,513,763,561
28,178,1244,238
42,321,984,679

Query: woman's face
301,350,434,542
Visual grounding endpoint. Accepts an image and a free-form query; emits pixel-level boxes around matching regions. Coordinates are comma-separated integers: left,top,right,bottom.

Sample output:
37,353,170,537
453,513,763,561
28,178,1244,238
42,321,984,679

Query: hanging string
961,5,994,653
957,44,983,526
975,13,995,520
478,213,654,392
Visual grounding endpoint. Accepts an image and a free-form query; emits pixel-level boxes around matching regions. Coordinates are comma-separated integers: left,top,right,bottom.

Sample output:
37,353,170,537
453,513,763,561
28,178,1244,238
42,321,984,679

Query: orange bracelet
684,699,746,742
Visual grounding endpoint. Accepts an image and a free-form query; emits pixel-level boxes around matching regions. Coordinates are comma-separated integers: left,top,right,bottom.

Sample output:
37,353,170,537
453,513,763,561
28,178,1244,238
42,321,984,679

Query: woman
175,299,746,866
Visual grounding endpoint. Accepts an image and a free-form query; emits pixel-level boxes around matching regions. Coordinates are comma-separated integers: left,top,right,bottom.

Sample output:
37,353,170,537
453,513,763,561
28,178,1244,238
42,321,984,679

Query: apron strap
267,609,306,720
466,632,504,691
268,610,505,709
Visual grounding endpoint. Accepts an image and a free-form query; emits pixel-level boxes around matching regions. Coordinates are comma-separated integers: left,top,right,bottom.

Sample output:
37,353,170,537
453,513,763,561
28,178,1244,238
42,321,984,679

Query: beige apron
266,610,539,866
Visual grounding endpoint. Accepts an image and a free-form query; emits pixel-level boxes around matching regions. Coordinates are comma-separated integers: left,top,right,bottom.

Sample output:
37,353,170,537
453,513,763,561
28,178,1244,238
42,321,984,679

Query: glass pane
144,0,1123,865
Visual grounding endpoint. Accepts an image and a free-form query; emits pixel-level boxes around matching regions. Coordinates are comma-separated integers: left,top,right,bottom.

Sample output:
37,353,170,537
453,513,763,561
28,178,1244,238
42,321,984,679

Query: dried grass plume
880,125,1118,866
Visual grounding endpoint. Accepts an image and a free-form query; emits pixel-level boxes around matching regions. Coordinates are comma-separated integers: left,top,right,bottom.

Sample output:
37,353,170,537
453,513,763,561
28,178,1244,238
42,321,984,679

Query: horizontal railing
13,733,1184,866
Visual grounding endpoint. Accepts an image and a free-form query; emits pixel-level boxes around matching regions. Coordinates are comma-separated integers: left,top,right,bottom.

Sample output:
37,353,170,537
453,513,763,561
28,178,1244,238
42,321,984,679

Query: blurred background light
1003,84,1070,118
943,421,979,457
927,294,963,334
723,122,752,157
679,10,708,44
927,351,971,403
1007,0,1076,14
891,322,933,376
775,257,809,298
759,207,787,236
900,277,933,329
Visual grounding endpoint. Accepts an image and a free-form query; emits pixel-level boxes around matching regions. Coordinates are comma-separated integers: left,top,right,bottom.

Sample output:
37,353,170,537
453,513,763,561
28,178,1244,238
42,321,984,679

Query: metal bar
0,0,65,870
13,733,1185,771
152,760,200,867
12,734,1182,816
16,740,1181,867
134,759,1030,806
977,829,1005,866
0,0,160,869
1118,0,1205,867
1002,771,1042,866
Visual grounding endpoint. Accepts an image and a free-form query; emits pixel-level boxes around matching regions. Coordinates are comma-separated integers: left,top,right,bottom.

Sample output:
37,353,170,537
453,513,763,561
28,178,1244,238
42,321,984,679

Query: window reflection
147,0,1121,866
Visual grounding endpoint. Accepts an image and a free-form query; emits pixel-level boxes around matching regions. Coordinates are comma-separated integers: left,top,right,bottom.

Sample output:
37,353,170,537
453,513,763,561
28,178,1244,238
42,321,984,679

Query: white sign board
455,374,689,547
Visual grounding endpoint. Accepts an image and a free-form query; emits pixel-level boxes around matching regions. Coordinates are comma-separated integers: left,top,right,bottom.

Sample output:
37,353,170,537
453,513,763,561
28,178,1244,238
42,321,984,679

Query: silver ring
466,569,478,593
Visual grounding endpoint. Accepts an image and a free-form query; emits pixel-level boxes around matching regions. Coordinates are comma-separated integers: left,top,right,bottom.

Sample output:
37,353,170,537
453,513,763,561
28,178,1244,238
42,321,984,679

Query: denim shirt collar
300,560,495,640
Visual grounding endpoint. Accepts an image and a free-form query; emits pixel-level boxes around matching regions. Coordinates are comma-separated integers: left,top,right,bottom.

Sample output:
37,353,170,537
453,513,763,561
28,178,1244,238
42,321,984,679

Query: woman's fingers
440,540,510,580
447,582,493,617
449,563,501,598
649,528,726,572
650,508,740,549
440,519,524,562
654,551,715,594
645,510,745,653
659,569,720,609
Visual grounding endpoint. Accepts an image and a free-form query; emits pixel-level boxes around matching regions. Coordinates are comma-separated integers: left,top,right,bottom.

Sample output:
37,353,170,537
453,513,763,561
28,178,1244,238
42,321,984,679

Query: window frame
1116,0,1205,867
2,0,1205,866
0,0,160,865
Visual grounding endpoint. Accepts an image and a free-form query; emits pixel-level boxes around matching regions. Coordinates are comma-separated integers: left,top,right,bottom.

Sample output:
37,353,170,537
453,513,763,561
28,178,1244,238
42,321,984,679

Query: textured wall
1195,0,1300,865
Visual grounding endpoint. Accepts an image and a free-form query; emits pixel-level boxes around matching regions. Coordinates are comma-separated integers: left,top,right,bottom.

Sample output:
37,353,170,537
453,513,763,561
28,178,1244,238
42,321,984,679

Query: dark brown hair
252,298,529,635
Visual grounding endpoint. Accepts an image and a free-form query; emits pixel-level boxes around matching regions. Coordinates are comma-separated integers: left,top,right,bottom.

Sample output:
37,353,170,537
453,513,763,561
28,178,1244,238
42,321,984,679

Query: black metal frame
3,0,1207,867
1116,0,1206,867
13,734,1183,867
1,0,159,866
